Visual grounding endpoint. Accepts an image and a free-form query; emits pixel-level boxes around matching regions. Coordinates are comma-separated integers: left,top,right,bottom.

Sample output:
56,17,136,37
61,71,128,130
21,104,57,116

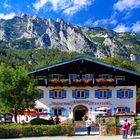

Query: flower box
72,79,82,83
49,78,61,84
95,78,106,83
82,79,92,84
106,78,115,82
60,79,69,84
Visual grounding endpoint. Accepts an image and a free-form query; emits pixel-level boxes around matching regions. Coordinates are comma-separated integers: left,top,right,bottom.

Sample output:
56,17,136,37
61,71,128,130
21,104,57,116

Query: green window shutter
39,90,44,98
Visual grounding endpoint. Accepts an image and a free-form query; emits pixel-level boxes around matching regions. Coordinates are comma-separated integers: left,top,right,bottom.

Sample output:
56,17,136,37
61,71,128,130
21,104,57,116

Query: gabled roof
29,56,140,76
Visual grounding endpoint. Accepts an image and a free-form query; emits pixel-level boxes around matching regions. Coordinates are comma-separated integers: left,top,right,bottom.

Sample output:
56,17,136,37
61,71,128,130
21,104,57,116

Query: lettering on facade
49,100,112,106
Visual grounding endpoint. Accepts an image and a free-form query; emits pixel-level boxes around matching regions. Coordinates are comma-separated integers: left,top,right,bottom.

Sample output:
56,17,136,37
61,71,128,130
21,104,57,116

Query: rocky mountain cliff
0,14,140,61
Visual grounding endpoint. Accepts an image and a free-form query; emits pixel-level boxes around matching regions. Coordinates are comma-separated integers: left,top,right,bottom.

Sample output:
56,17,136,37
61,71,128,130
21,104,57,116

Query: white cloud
85,18,117,27
0,13,15,20
3,0,11,9
63,0,92,15
33,0,48,11
132,21,140,33
114,0,140,12
33,0,94,15
114,24,130,32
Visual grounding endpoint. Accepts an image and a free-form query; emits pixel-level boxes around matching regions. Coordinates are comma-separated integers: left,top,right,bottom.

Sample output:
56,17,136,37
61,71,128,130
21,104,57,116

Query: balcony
36,74,126,86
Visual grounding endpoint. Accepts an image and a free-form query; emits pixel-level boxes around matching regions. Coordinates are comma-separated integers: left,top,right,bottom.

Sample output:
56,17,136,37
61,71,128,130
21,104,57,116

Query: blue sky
0,0,140,33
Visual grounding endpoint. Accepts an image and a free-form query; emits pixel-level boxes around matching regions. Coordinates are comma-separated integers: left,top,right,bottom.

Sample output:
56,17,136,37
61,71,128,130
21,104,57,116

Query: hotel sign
49,100,112,106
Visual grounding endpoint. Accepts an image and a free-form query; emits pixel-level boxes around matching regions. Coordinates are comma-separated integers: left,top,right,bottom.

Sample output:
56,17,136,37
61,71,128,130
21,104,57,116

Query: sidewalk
5,135,140,140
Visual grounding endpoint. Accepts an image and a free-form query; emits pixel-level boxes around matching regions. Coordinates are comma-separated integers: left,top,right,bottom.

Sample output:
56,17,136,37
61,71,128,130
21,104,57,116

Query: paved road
4,135,140,140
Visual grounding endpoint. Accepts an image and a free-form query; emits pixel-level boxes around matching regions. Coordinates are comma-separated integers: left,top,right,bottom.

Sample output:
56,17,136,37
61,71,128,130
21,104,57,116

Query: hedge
0,124,74,138
30,118,54,125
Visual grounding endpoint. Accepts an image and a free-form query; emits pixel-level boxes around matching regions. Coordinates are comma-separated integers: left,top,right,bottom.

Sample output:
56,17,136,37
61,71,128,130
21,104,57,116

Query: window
77,90,85,98
54,90,62,98
122,90,129,98
114,107,130,115
49,90,66,99
117,107,126,114
99,74,113,79
95,90,112,99
115,76,125,80
117,89,133,98
39,90,44,98
69,74,80,80
54,108,62,116
82,74,94,79
100,90,108,98
52,74,62,79
72,89,89,98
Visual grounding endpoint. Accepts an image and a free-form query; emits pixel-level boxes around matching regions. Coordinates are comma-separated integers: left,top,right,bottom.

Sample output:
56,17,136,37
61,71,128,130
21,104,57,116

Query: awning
92,111,106,115
96,107,110,111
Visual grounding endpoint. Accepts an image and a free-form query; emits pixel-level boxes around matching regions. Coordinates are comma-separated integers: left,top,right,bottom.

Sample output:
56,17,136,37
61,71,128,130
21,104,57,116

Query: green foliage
99,118,106,124
103,57,136,71
136,129,140,136
0,64,39,122
137,88,140,100
107,119,116,127
30,118,54,125
0,124,74,138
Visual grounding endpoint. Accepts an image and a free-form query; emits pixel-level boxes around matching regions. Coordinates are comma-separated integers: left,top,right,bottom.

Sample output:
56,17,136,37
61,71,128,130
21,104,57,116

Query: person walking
85,117,92,135
130,119,138,138
121,119,130,139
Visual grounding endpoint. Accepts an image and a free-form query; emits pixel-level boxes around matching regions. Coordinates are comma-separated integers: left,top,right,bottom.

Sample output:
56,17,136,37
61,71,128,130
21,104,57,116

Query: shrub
30,118,54,125
107,119,116,127
0,124,74,138
99,118,106,125
136,129,140,135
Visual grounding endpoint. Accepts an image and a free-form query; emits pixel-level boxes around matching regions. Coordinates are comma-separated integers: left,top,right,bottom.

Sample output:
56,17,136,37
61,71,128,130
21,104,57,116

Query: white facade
35,85,136,121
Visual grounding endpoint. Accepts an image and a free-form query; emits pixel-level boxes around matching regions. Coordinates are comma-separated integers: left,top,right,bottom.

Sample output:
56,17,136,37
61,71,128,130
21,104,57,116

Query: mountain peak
0,14,140,62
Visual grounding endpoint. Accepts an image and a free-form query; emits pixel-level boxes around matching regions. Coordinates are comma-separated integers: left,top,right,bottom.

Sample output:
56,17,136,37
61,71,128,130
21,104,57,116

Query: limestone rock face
0,14,140,61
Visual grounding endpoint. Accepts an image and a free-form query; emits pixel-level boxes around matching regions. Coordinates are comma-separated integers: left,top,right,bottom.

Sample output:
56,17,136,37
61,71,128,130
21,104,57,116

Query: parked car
0,113,13,124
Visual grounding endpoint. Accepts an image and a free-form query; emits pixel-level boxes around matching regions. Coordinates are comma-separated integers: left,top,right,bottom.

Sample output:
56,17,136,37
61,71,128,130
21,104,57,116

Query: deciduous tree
0,64,39,123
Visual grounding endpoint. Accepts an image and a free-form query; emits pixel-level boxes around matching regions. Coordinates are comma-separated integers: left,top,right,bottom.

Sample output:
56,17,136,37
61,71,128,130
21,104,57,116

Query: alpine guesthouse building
29,56,140,122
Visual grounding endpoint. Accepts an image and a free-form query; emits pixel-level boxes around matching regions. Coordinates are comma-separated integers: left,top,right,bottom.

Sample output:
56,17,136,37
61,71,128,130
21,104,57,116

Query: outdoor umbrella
96,107,110,111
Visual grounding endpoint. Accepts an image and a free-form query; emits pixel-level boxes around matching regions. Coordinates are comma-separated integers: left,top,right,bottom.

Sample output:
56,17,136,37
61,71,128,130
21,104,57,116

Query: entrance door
75,110,86,121
73,105,88,121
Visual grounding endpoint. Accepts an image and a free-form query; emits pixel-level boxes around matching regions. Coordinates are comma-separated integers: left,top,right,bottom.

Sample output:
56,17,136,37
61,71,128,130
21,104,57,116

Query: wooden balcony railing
37,77,126,86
